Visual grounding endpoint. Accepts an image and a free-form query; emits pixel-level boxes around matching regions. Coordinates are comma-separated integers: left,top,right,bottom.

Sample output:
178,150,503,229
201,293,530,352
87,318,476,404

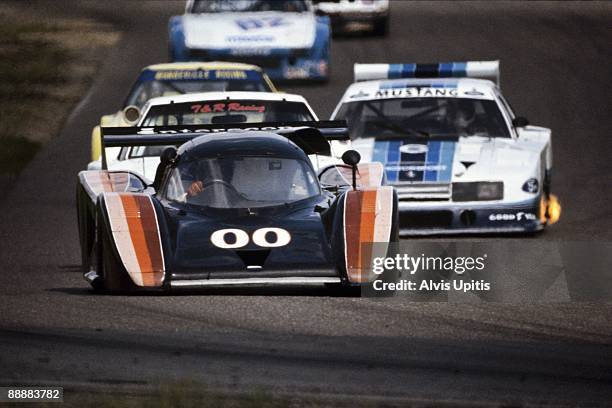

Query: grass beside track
0,5,118,177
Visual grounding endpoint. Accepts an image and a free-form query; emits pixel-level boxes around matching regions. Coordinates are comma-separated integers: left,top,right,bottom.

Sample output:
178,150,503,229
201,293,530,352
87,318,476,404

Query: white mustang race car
88,91,324,181
331,61,560,235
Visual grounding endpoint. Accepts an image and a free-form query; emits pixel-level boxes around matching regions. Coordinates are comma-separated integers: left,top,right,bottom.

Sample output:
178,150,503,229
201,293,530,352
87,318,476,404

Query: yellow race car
90,61,277,161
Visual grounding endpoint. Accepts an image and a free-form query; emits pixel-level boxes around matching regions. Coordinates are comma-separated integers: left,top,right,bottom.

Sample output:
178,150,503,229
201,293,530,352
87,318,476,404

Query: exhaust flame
547,194,561,224
541,194,561,224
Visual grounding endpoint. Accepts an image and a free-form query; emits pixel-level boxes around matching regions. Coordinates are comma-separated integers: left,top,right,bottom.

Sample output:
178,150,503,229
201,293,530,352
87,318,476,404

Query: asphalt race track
1,1,611,405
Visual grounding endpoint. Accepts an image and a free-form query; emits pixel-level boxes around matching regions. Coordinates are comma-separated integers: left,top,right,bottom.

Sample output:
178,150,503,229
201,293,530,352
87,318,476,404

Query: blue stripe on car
451,62,467,77
373,140,388,163
375,140,456,183
168,16,187,61
379,81,409,89
373,141,392,181
437,141,456,181
378,81,456,90
387,140,401,182
382,62,469,80
424,141,441,181
388,64,415,79
387,64,402,79
439,63,454,77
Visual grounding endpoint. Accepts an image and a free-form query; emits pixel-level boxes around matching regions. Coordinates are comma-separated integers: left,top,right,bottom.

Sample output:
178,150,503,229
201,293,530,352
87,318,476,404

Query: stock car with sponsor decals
330,61,561,235
169,0,330,81
76,123,398,292
313,0,389,36
90,62,276,161
88,91,326,181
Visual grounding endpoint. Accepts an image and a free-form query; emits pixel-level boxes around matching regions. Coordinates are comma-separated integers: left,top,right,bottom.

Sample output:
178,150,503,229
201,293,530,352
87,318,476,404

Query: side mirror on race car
152,147,178,191
342,149,361,166
122,105,141,125
341,150,361,190
512,116,530,128
160,146,178,166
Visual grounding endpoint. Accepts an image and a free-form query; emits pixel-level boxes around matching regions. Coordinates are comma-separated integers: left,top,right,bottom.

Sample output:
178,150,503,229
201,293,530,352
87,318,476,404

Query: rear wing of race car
354,60,500,86
100,120,349,168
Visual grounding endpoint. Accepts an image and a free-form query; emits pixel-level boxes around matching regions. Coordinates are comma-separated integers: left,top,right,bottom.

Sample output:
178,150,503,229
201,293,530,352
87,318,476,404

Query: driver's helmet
452,99,477,130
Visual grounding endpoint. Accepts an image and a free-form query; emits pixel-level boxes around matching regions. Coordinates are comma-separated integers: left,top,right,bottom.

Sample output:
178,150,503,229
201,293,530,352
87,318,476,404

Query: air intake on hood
236,249,270,269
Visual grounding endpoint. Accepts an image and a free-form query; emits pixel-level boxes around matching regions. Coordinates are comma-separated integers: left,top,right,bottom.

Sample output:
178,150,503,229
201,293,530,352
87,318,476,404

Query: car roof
178,131,309,163
144,91,309,106
340,77,498,102
143,61,264,72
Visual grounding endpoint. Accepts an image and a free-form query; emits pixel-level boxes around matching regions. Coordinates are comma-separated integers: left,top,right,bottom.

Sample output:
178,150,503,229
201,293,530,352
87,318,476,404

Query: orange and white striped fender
356,162,385,188
79,170,134,201
101,192,165,287
342,186,397,283
77,170,147,270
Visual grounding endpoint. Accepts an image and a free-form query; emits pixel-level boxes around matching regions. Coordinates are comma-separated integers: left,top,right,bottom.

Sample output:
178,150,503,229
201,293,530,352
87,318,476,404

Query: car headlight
452,182,504,201
522,178,539,193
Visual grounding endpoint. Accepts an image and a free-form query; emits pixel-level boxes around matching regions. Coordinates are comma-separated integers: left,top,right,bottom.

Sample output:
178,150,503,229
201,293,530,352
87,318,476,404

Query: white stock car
330,61,560,235
88,91,331,181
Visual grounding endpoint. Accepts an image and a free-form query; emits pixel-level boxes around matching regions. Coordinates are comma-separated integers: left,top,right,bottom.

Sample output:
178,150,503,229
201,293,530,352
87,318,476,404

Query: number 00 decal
211,228,291,249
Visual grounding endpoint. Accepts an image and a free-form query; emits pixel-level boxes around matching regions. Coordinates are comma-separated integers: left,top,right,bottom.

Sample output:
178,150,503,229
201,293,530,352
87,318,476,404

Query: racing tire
372,16,389,36
325,282,360,297
96,207,136,294
328,194,360,296
543,170,552,220
76,182,95,272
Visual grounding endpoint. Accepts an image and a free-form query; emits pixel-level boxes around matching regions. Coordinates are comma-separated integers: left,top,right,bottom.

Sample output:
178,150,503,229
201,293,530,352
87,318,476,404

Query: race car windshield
141,100,314,126
190,0,309,13
335,97,511,139
163,156,320,209
125,79,270,108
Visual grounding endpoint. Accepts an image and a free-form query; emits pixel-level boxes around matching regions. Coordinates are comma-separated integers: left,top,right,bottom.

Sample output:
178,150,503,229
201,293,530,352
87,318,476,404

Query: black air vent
236,249,270,269
400,211,453,228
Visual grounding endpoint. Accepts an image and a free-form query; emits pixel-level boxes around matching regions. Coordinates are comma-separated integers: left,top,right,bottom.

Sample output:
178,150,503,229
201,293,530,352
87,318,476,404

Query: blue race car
169,0,330,81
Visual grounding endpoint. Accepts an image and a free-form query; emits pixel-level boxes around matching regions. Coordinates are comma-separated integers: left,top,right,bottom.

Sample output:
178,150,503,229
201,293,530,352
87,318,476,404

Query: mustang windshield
164,156,320,208
335,97,511,139
141,100,314,126
126,78,270,108
190,0,309,13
